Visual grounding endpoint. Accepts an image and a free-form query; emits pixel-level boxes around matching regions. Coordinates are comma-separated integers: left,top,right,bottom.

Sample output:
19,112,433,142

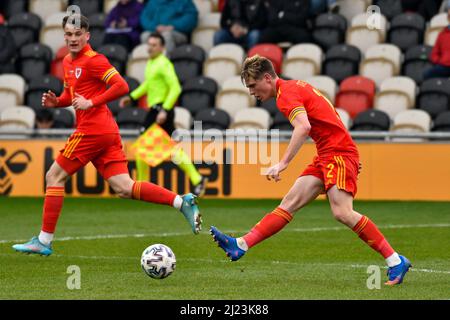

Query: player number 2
326,163,334,178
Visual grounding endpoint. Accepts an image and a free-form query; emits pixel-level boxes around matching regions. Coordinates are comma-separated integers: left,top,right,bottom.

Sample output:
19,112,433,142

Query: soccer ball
141,244,176,279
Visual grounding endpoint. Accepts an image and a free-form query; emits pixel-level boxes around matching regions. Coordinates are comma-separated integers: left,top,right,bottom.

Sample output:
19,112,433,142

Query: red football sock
352,215,395,259
243,207,293,248
41,186,65,233
132,181,177,206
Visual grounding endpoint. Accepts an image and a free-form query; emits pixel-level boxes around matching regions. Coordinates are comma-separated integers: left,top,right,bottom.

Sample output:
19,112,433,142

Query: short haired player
12,14,202,257
210,55,411,286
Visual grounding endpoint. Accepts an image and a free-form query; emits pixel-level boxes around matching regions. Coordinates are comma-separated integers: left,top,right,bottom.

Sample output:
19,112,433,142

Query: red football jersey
59,44,126,134
276,79,358,156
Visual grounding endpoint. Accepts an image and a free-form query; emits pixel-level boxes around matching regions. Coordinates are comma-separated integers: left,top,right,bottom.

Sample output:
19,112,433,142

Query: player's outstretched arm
266,114,311,182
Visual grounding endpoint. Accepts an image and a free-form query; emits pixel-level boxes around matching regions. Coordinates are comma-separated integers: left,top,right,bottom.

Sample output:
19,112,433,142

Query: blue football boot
12,236,53,256
385,255,412,286
210,226,246,261
180,193,202,234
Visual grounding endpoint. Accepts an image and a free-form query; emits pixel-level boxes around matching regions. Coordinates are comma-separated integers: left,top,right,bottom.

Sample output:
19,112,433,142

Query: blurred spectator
214,0,267,50
259,0,312,45
0,25,16,73
104,0,144,51
35,109,55,129
309,0,338,17
0,14,4,25
401,0,442,21
423,4,450,80
140,0,198,54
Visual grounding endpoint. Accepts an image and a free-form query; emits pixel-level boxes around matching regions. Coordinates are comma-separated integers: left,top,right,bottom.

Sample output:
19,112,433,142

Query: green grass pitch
0,197,449,300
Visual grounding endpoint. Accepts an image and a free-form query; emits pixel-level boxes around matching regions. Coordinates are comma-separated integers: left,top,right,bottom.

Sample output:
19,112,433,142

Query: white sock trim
173,195,183,210
385,252,401,267
39,231,54,246
236,237,248,251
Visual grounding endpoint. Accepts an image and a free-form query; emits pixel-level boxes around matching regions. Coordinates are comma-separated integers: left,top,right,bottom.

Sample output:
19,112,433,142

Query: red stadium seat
335,76,376,119
248,43,283,74
50,46,69,81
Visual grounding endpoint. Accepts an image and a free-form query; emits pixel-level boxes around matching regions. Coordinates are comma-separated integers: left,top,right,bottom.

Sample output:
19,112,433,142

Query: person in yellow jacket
120,32,207,196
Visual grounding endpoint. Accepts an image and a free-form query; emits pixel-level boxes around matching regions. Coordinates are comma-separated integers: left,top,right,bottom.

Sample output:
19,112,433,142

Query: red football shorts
301,154,360,197
56,133,129,180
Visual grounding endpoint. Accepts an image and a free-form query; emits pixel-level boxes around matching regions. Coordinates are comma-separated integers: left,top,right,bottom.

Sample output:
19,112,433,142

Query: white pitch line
1,223,449,244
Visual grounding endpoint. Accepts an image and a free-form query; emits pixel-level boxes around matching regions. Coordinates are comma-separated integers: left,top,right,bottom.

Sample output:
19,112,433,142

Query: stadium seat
417,78,450,119
0,74,26,110
40,12,68,55
216,76,254,119
2,0,28,19
29,0,65,22
374,76,417,120
424,13,448,46
52,108,75,128
179,76,218,116
97,44,128,74
402,45,433,85
336,0,369,24
116,107,147,129
50,46,70,81
351,109,391,132
374,0,403,21
173,106,193,130
391,109,431,141
335,76,376,119
346,12,387,54
360,44,401,87
104,0,119,13
170,44,206,84
107,76,140,116
17,43,53,82
69,0,103,17
230,108,271,130
248,43,283,74
282,43,323,80
7,12,42,49
387,13,425,52
337,108,351,129
259,97,278,117
432,111,450,132
194,108,231,130
193,0,213,16
87,13,106,50
126,43,149,83
0,106,36,131
191,12,221,53
312,13,347,51
203,44,244,86
323,44,361,83
0,25,17,74
306,75,338,103
271,112,292,130
25,75,63,111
